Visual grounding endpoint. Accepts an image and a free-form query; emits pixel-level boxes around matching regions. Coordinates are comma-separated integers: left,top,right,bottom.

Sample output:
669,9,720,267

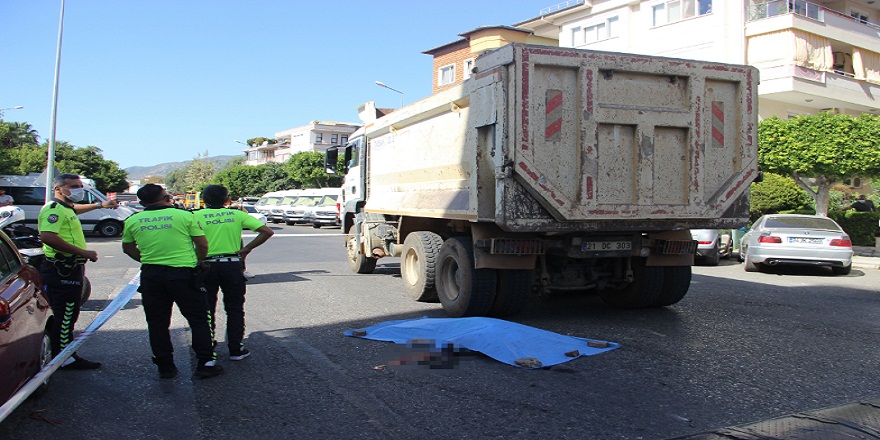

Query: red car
0,228,52,404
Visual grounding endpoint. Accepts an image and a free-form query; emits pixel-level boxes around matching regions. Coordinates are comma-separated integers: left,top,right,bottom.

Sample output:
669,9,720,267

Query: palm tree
0,121,40,148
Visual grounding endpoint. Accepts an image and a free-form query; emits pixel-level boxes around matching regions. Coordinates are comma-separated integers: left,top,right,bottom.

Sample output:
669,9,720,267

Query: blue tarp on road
345,317,620,369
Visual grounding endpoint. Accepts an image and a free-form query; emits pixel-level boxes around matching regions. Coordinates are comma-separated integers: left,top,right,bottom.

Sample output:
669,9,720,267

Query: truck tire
346,225,376,274
651,266,691,307
436,237,497,317
488,269,532,317
401,231,443,302
599,257,664,309
96,220,122,237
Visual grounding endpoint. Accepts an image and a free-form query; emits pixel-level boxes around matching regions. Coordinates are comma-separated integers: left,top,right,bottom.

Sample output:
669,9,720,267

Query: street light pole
375,81,404,108
46,0,66,202
0,106,24,118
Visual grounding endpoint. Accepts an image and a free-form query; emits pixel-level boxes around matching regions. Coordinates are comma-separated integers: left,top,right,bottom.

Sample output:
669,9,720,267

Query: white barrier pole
0,272,141,423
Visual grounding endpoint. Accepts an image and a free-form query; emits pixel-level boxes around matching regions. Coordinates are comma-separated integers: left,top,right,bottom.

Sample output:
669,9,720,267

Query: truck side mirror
343,146,352,169
325,146,339,175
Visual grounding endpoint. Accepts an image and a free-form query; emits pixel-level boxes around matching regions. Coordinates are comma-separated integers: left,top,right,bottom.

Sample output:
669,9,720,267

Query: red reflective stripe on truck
711,101,725,148
545,90,563,141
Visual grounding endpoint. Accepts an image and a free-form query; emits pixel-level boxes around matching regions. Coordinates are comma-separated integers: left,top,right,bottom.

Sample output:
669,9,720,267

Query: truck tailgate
505,45,758,223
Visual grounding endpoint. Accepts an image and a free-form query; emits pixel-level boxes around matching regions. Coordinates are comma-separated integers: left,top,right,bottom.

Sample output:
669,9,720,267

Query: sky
0,1,551,169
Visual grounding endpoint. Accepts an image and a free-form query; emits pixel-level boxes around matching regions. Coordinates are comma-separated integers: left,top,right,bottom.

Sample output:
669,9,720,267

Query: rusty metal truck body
326,43,758,317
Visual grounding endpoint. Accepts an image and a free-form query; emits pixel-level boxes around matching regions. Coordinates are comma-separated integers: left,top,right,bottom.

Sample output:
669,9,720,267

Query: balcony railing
540,0,584,15
748,0,880,30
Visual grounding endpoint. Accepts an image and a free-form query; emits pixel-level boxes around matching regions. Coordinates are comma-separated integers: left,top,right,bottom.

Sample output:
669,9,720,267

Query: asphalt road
1,224,878,439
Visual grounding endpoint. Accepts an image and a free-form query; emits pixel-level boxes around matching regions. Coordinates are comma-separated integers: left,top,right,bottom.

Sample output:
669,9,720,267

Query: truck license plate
582,241,632,251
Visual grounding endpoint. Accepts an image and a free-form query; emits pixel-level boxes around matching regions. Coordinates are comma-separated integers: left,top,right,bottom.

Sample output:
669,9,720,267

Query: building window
316,133,323,143
585,23,605,43
341,135,349,144
851,10,869,24
463,58,475,79
331,134,338,143
653,0,711,26
571,26,582,45
579,16,620,44
438,63,455,86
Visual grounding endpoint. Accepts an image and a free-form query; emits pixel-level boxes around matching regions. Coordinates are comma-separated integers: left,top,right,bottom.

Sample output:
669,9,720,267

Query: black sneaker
158,365,178,379
230,349,250,361
195,362,224,379
61,355,102,370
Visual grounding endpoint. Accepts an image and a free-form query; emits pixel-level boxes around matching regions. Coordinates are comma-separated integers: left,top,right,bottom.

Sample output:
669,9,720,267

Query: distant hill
124,155,240,180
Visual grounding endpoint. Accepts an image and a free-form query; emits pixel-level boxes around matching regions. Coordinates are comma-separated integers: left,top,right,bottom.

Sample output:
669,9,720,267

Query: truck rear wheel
650,266,691,307
488,269,532,317
346,225,376,274
599,257,664,309
436,237,497,317
401,231,443,302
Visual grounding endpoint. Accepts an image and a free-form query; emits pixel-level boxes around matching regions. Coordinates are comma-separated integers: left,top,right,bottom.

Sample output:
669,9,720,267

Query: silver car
739,214,853,274
690,229,731,266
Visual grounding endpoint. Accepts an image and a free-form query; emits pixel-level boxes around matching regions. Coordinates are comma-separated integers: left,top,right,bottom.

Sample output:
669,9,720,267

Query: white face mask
67,188,85,202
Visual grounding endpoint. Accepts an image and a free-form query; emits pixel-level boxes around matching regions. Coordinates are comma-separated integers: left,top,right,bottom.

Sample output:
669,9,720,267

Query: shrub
749,173,812,222
828,211,880,246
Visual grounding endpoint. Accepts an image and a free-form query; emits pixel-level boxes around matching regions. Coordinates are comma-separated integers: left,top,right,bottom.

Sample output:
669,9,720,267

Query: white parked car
738,214,853,274
243,205,267,225
690,229,731,266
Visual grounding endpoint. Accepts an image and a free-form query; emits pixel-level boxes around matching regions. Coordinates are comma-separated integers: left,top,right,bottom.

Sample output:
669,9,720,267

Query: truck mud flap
673,398,880,439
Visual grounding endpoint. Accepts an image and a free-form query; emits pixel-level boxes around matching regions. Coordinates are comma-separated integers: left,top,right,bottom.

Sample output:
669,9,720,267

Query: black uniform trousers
39,259,84,357
202,260,247,353
138,264,216,367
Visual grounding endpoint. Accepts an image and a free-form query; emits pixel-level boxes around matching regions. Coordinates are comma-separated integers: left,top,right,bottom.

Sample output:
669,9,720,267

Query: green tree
285,151,339,188
758,113,880,215
212,164,265,198
182,150,215,192
260,162,298,192
57,145,129,193
7,141,128,192
0,121,39,149
165,167,186,194
0,120,41,174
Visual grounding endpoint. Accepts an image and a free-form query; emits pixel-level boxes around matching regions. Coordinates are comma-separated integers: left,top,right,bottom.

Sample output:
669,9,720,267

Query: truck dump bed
363,43,758,232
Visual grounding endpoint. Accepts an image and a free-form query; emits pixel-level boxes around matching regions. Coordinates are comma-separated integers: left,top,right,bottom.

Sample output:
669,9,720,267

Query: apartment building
243,121,360,166
423,25,557,93
515,0,880,119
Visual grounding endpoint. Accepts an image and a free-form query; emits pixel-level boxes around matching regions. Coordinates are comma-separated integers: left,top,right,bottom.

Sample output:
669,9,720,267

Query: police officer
38,173,118,370
194,185,273,360
121,184,223,379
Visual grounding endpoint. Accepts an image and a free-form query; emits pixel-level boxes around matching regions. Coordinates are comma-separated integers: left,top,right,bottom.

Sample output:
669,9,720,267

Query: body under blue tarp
345,317,619,369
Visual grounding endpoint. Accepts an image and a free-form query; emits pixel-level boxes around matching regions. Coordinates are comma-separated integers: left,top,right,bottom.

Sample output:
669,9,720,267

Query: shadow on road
246,269,330,285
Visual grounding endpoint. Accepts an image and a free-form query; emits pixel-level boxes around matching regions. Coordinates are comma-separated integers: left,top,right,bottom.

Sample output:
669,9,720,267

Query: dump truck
325,43,759,317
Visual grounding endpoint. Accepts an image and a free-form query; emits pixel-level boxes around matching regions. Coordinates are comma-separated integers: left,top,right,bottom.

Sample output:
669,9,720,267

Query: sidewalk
852,245,880,270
